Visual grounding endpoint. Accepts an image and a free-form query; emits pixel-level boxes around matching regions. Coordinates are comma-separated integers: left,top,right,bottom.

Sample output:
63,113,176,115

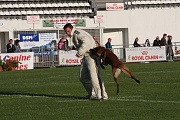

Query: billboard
106,3,124,11
43,19,86,27
0,52,34,70
173,43,180,57
19,33,57,49
126,46,166,62
59,50,82,66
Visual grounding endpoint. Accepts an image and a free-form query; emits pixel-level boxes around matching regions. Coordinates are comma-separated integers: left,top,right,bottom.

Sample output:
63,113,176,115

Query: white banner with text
59,50,82,66
0,52,34,70
126,47,166,62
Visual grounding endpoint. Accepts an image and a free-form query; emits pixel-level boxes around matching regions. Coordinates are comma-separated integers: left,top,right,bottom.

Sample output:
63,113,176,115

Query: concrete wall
97,7,180,44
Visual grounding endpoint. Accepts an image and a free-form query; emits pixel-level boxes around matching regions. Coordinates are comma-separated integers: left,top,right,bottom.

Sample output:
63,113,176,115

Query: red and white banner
106,3,124,11
0,52,34,70
59,50,82,66
126,47,166,62
27,16,40,24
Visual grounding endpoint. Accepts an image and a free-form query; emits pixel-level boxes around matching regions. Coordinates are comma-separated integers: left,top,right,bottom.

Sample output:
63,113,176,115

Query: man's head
156,36,159,40
135,37,139,42
9,39,13,44
163,34,167,38
168,35,172,40
63,23,73,38
108,38,112,42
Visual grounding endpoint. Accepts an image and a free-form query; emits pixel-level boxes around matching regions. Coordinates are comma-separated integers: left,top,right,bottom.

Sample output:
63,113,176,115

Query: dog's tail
120,65,140,84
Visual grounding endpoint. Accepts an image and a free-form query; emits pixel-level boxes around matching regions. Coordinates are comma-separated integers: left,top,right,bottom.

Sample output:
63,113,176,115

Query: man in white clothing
63,23,108,100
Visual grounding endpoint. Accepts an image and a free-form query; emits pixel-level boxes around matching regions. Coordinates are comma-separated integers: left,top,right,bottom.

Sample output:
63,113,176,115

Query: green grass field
0,62,180,120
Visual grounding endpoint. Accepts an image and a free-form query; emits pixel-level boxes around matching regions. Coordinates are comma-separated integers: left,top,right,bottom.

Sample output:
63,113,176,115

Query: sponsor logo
141,51,148,55
132,55,158,60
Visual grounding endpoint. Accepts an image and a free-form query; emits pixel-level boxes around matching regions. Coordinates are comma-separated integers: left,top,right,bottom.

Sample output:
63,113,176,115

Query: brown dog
90,46,140,95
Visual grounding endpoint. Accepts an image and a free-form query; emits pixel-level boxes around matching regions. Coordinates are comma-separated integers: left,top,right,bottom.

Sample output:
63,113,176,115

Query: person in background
105,38,112,50
50,40,57,51
161,34,167,46
63,23,108,100
61,41,71,51
95,40,100,47
166,35,174,61
93,36,100,47
7,39,16,53
133,37,142,47
144,39,150,47
58,38,64,50
61,34,69,46
153,36,161,46
14,39,21,52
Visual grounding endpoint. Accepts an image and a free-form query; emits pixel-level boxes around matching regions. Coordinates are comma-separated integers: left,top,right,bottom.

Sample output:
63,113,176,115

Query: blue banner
19,34,39,42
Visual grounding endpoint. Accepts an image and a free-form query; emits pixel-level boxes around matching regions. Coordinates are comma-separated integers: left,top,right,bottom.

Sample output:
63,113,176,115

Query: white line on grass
110,98,180,104
0,94,179,104
56,98,180,104
48,75,78,79
134,70,180,74
141,83,180,85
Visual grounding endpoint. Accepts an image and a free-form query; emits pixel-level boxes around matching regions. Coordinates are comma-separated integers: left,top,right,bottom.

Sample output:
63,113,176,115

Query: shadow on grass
0,91,85,99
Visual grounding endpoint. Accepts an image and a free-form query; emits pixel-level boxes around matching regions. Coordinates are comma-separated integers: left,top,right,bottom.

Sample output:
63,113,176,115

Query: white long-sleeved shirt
70,28,96,56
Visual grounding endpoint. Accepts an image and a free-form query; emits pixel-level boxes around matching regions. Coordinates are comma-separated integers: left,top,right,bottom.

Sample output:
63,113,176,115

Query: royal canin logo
141,51,148,55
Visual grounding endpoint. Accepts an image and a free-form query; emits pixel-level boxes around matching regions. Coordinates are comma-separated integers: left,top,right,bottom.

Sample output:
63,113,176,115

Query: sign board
0,52,34,70
59,50,82,66
43,19,86,27
126,47,166,62
19,33,57,49
94,15,104,24
27,16,40,24
106,3,124,11
173,43,180,57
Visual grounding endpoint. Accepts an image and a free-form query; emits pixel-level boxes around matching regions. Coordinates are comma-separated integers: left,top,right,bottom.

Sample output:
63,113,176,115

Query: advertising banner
19,33,57,49
106,3,124,11
59,50,82,66
126,47,166,62
0,52,34,70
173,43,180,57
43,19,86,27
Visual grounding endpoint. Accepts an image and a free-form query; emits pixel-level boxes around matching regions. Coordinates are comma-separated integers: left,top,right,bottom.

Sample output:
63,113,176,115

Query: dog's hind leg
120,65,140,84
112,68,121,95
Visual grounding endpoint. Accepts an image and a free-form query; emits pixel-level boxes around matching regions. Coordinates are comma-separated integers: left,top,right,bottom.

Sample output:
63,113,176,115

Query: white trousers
80,55,108,99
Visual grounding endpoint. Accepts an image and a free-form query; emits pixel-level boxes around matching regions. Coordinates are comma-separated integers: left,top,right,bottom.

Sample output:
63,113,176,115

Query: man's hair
9,39,13,42
163,34,167,37
63,23,73,30
15,39,20,45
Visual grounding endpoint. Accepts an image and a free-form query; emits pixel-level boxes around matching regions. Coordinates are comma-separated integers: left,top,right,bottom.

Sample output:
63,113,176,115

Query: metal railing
30,43,180,68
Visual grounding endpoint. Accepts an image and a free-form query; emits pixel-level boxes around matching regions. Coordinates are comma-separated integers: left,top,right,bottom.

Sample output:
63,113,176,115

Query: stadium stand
124,0,180,9
0,0,94,19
